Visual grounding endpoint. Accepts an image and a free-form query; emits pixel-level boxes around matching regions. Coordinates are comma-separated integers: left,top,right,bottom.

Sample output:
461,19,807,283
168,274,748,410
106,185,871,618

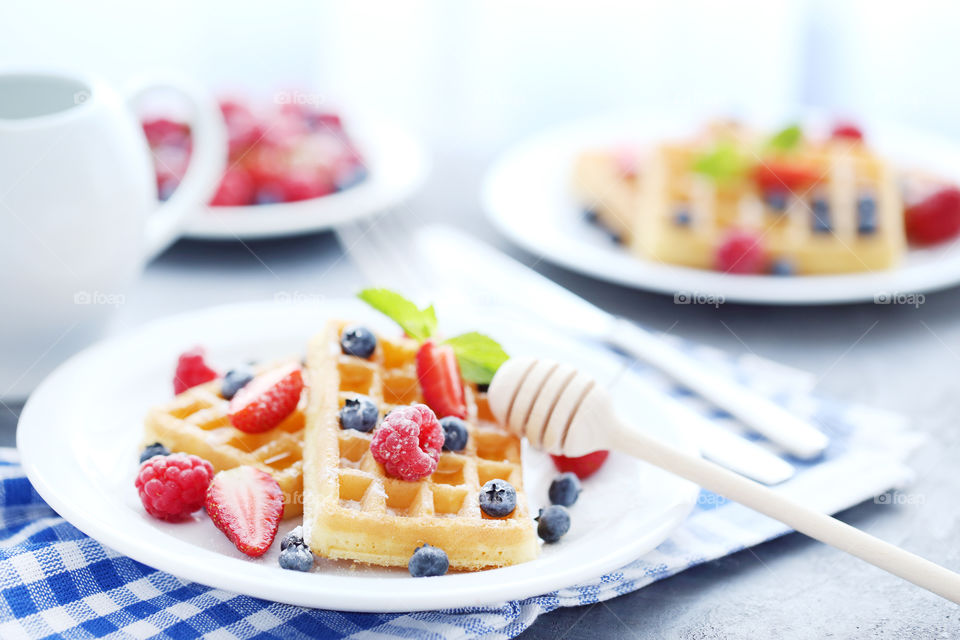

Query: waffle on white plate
572,121,907,274
143,365,307,518
302,320,539,571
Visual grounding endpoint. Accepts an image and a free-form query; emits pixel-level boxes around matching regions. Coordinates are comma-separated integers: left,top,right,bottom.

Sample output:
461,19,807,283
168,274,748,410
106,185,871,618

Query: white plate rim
17,300,700,612
482,111,960,305
181,114,430,240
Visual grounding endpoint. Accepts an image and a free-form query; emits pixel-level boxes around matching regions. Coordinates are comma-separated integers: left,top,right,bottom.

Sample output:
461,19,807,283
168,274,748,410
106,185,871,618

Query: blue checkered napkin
1,350,922,640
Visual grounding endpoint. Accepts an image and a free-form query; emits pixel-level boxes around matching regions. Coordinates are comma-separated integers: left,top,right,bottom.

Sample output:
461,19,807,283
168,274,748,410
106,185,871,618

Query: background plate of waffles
17,299,700,612
482,110,960,304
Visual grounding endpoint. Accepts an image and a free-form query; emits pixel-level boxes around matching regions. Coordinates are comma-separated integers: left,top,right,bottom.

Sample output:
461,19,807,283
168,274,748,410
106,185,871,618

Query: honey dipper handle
609,423,960,605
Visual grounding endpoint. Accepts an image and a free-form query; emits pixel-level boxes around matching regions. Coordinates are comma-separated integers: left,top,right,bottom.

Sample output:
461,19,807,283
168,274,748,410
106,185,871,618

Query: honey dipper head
488,357,613,456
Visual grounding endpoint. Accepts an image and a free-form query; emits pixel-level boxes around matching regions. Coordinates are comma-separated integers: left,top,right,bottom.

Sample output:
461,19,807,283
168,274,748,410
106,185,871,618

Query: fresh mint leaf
691,142,749,183
357,288,437,341
444,332,509,385
767,124,803,152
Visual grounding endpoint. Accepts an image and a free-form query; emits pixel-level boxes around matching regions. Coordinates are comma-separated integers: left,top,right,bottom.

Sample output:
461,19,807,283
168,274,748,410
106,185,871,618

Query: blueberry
479,479,517,518
221,368,254,400
857,196,877,235
765,191,788,212
280,525,304,551
340,325,377,359
278,543,314,572
440,417,469,452
335,166,368,192
536,505,571,543
812,199,831,233
476,383,490,393
548,472,581,507
408,544,449,577
139,442,169,463
339,396,379,432
254,188,283,205
673,209,692,226
583,209,599,224
770,259,795,276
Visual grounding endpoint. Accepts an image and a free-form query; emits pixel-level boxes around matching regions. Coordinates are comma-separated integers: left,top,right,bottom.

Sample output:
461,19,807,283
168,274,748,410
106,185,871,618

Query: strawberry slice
752,162,821,194
205,466,284,557
550,451,610,480
415,340,467,419
905,187,960,246
228,364,303,433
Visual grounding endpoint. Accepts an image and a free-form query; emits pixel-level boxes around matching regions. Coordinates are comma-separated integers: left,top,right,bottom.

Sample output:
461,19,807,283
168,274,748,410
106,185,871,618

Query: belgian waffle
573,124,907,274
143,364,306,517
302,320,539,571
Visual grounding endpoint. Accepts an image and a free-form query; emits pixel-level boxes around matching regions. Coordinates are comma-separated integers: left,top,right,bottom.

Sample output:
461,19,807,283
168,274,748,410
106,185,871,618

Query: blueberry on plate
139,442,170,464
280,525,304,551
479,479,517,518
278,543,314,572
770,259,795,276
339,396,379,432
340,325,377,359
548,472,581,507
440,416,468,452
221,368,254,400
408,544,449,577
537,505,571,543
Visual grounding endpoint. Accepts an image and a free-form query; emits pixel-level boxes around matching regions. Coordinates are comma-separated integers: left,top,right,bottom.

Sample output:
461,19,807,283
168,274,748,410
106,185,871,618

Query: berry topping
209,167,255,206
905,187,960,246
339,396,379,432
548,472,582,507
812,198,832,233
550,451,609,480
204,466,284,557
408,544,449,577
831,122,864,141
764,190,788,212
139,442,170,464
770,259,795,276
714,230,767,274
279,541,314,572
439,416,469,452
228,364,303,434
752,162,821,194
340,325,377,359
673,209,692,226
280,525,304,551
416,340,467,419
221,368,254,400
135,453,214,521
173,347,218,395
479,479,517,518
536,505,571,543
857,196,878,235
369,404,444,481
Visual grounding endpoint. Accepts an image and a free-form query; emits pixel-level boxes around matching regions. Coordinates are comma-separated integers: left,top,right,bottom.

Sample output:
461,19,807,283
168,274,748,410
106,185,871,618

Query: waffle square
302,320,539,571
143,365,306,518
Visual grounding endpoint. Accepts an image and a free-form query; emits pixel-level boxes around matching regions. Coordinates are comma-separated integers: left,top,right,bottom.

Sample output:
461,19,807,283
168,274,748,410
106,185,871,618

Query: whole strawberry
205,466,284,557
135,453,214,521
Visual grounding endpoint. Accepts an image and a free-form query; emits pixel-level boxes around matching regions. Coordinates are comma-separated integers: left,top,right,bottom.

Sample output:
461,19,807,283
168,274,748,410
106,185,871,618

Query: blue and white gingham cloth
0,346,922,639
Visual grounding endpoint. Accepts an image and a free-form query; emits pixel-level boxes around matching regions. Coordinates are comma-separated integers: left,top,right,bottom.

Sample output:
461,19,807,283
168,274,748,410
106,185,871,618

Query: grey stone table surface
6,151,960,638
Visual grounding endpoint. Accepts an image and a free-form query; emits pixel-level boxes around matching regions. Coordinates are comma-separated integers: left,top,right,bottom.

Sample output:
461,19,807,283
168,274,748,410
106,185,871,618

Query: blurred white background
2,0,958,157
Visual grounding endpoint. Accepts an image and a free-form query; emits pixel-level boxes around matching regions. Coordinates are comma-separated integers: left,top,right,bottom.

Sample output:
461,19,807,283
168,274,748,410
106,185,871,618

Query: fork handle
607,318,829,459
609,422,960,605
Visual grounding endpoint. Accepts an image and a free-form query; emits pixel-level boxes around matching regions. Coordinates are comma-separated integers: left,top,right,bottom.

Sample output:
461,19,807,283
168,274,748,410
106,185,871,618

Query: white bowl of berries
142,97,429,240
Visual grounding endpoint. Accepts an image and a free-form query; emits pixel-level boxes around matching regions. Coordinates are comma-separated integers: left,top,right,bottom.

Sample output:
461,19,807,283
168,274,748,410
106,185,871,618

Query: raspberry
715,230,767,274
370,404,444,481
831,122,864,141
905,187,960,246
135,453,214,521
173,347,218,394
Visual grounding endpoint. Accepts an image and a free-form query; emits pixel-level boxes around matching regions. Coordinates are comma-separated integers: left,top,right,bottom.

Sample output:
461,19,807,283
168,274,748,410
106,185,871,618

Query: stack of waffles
142,322,539,570
572,122,907,274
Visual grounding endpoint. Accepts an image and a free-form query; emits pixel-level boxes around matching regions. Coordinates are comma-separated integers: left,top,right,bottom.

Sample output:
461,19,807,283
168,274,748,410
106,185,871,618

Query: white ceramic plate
482,112,960,304
182,115,430,240
18,300,699,612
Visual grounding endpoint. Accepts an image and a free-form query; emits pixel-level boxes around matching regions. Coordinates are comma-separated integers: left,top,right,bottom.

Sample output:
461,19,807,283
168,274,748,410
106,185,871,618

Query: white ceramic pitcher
0,71,226,399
